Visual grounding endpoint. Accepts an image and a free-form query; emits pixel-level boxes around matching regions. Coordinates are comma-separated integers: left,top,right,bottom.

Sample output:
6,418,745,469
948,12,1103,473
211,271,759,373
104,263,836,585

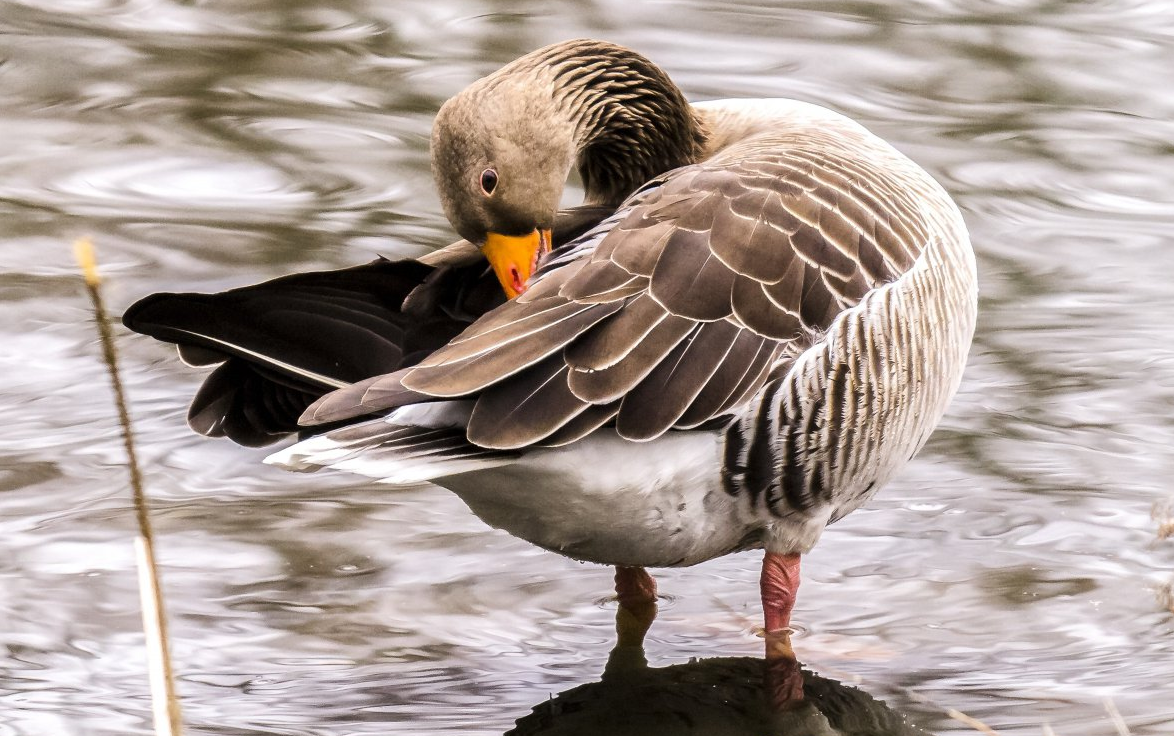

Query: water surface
3,1,1173,734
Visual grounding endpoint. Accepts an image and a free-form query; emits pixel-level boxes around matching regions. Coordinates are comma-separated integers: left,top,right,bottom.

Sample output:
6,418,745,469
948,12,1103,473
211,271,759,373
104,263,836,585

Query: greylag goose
124,40,977,669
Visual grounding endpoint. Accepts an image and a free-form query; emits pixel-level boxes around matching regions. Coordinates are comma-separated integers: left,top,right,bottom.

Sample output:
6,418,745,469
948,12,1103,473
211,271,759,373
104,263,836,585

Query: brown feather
648,226,736,321
537,400,620,447
566,311,693,403
814,204,862,279
467,357,589,449
558,258,645,301
564,293,668,371
709,188,800,282
358,370,440,413
823,269,870,308
301,369,441,425
438,294,566,347
731,271,804,340
304,375,391,424
615,319,742,441
761,254,806,318
788,212,855,278
675,330,765,428
604,210,681,277
404,300,623,397
856,214,894,285
417,299,598,365
798,262,840,329
717,341,784,417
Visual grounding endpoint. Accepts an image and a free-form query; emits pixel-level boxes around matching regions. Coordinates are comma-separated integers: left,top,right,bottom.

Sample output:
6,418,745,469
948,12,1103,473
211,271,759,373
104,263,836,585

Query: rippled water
3,1,1173,734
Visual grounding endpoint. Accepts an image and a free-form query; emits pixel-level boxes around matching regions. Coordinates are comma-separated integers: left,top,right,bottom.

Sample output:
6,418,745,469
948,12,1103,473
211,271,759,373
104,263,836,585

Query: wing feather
675,330,765,428
647,225,736,321
417,298,594,363
716,341,783,418
466,356,589,449
731,275,802,340
564,293,669,371
304,142,933,451
565,311,694,403
615,319,742,440
403,300,624,396
537,401,621,447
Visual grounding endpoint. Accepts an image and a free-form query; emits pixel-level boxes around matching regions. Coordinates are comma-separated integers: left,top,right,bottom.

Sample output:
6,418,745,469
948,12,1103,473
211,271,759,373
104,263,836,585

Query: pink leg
761,551,801,635
614,566,658,648
761,552,804,707
615,566,658,609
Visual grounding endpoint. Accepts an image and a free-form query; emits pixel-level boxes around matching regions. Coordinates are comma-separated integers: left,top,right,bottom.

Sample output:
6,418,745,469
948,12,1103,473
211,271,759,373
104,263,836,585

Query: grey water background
3,0,1173,733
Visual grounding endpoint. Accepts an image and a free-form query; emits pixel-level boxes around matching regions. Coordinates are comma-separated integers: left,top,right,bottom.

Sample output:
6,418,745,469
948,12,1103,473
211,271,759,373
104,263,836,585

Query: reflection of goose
124,40,977,658
507,647,931,736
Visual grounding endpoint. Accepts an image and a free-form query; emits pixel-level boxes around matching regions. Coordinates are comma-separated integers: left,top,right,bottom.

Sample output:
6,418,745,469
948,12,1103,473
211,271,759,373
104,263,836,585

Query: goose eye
479,168,498,195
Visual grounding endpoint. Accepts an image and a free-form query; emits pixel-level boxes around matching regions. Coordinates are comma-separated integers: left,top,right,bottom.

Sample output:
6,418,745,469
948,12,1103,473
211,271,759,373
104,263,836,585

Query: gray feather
467,357,589,449
566,311,693,403
615,319,742,441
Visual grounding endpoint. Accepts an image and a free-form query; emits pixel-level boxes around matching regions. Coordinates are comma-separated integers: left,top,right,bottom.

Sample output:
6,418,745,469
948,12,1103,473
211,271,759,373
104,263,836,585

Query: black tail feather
123,257,489,445
122,205,616,447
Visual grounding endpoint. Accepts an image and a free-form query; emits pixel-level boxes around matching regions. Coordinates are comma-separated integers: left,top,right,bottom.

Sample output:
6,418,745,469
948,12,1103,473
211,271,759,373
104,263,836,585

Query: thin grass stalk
1104,699,1131,736
74,238,183,736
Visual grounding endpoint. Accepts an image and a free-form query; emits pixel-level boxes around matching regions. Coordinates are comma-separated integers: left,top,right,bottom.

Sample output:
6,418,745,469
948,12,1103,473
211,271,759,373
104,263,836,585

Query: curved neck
533,41,708,206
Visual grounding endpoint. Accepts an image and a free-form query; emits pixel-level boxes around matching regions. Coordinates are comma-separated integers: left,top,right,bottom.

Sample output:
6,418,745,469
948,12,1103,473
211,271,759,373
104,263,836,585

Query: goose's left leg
614,566,658,648
762,552,804,706
761,551,801,637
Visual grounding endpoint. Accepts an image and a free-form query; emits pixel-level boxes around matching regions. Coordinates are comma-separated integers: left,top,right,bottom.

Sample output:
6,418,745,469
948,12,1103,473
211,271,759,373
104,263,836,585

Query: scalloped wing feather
306,142,931,449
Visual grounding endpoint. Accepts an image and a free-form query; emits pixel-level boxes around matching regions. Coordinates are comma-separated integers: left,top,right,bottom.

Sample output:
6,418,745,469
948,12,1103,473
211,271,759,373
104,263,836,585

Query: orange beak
481,228,552,298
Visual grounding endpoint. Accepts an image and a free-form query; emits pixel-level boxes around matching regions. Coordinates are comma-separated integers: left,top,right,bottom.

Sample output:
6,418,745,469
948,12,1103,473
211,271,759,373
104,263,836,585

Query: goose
123,39,977,670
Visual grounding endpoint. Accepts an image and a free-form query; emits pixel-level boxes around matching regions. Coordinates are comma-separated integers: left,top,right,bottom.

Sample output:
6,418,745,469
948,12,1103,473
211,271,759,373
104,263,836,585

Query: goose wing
122,257,482,446
122,205,615,446
305,149,931,450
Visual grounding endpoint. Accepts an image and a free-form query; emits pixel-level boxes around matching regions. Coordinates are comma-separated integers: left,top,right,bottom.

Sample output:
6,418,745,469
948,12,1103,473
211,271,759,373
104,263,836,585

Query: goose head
431,78,572,297
430,39,708,298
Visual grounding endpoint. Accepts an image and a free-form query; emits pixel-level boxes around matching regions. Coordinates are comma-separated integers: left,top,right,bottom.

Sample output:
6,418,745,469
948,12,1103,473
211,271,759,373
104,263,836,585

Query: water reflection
505,595,926,735
509,640,926,735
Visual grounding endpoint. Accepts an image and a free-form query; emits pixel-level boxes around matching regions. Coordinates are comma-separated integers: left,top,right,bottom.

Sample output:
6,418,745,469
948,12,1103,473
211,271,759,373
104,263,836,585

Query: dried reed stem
74,238,183,736
902,689,1001,734
946,707,1001,735
1104,699,1131,736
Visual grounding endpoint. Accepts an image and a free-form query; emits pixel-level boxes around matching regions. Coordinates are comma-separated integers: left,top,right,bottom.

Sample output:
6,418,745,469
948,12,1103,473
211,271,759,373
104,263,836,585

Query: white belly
436,431,765,567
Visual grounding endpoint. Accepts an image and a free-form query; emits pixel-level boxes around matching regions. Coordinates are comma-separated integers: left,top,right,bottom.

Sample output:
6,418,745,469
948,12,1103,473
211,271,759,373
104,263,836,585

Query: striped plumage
286,93,976,558
124,40,977,666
